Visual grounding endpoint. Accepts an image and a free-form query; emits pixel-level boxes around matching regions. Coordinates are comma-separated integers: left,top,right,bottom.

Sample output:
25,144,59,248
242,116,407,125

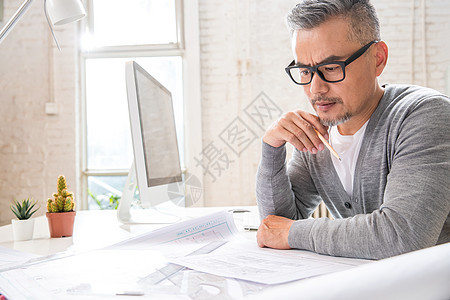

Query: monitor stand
117,162,182,224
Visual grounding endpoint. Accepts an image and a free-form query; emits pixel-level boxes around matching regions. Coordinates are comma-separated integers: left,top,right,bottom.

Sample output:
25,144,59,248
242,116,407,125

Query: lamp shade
47,0,86,26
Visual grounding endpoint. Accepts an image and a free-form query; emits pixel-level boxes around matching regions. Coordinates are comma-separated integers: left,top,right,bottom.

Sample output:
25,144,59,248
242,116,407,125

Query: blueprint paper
170,239,371,284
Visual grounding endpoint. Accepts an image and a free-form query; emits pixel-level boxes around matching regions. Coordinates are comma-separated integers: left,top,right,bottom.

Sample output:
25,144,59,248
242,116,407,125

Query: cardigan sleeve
256,142,322,220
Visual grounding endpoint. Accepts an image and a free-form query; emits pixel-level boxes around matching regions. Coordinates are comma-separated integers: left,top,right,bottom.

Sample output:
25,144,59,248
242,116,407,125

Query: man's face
292,17,380,130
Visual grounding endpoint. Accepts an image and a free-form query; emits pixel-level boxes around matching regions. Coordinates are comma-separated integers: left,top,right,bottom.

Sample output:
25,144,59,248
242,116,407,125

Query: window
80,0,187,210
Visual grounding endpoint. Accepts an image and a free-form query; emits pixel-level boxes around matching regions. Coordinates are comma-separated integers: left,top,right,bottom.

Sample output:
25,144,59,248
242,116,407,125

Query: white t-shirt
329,122,368,197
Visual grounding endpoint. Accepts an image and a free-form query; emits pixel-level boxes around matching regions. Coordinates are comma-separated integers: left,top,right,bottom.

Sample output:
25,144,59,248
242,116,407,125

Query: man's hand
257,215,295,249
263,110,328,154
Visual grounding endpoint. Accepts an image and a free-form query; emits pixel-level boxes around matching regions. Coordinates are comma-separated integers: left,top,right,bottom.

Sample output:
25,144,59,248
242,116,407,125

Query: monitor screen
124,61,183,209
133,63,182,187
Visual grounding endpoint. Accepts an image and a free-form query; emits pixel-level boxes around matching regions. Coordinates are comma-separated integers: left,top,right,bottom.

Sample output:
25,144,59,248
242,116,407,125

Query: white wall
196,0,304,207
0,0,449,224
0,0,78,225
374,0,450,91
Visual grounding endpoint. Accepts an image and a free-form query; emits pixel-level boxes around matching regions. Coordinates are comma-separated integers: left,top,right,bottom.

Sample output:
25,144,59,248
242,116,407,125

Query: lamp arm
43,0,61,51
0,0,34,44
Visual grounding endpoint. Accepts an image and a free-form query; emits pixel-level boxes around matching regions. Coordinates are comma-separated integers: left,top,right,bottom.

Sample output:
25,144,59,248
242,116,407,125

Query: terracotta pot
46,211,76,238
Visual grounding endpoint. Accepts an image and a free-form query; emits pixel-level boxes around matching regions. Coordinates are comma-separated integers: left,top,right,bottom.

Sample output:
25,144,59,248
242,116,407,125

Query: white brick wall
197,0,303,207
374,0,450,90
0,0,77,225
0,0,448,224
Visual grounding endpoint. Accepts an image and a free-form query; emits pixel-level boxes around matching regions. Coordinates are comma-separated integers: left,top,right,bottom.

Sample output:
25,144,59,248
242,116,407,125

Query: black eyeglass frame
285,40,379,85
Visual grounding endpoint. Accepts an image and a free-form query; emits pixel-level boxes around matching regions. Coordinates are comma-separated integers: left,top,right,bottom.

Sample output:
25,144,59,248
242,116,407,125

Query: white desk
0,206,262,299
1,208,449,300
0,206,256,256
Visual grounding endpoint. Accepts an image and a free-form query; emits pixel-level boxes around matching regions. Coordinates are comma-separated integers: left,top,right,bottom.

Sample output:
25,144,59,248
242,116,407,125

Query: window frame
77,0,203,209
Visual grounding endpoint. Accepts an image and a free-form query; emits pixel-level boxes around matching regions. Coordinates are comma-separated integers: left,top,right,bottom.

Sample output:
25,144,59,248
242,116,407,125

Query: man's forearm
256,142,296,219
256,142,322,220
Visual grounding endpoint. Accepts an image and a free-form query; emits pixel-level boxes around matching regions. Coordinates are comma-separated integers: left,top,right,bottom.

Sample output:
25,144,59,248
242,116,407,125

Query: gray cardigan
256,84,450,260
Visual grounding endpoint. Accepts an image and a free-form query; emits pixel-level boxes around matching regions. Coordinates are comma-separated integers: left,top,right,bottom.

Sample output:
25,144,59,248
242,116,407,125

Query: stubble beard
319,112,352,126
311,96,352,127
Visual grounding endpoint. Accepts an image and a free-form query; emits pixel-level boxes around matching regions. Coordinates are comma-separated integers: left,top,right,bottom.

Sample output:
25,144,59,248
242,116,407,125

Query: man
256,0,450,260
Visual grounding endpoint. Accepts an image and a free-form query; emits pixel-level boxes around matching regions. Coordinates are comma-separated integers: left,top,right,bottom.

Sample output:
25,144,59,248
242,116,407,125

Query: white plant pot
11,218,35,241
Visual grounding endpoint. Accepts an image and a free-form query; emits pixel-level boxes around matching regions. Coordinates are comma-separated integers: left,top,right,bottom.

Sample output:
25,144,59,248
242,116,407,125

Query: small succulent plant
47,175,75,213
11,198,39,220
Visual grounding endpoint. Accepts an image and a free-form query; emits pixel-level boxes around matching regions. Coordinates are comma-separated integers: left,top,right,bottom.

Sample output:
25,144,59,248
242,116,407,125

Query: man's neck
337,86,385,135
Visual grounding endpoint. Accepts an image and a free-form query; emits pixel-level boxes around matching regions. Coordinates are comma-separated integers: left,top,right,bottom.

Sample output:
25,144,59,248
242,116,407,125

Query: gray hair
286,0,380,44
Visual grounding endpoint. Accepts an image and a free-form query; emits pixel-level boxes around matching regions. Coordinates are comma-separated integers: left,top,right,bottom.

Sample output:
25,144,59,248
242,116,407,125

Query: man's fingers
257,237,265,248
257,216,293,250
289,116,324,153
299,111,329,139
278,117,311,151
257,223,267,248
282,112,325,153
268,122,307,151
263,110,329,154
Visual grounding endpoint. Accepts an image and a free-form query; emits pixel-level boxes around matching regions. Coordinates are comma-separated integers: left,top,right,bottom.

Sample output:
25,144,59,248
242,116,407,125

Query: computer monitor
117,61,184,224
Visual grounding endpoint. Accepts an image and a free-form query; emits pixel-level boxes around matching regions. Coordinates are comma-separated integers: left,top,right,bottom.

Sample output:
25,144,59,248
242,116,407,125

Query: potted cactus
10,198,39,241
46,175,76,238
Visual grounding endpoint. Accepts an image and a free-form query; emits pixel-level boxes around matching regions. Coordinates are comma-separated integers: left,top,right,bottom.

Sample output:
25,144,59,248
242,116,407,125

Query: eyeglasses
285,40,378,85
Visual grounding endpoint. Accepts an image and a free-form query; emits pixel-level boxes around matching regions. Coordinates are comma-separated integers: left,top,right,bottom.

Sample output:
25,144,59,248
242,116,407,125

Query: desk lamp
0,0,86,50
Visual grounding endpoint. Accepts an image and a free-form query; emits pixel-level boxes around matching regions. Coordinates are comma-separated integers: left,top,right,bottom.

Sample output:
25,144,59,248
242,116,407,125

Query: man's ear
375,41,388,76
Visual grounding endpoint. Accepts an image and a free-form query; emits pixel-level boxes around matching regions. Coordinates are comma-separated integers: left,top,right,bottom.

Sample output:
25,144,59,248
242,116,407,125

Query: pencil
314,129,341,161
